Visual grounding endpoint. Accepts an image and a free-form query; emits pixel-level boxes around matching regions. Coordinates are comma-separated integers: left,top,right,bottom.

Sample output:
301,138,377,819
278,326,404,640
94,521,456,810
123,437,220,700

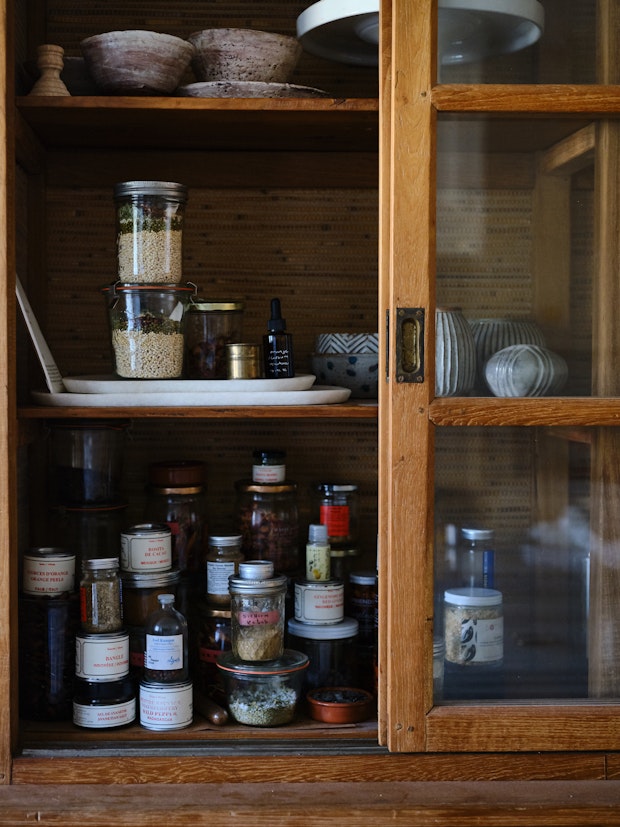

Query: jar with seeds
79,557,122,633
102,282,195,379
113,180,188,283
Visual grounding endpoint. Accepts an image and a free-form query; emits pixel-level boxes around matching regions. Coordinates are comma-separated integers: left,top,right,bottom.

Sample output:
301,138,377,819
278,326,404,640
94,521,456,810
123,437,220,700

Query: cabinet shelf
430,397,620,427
16,96,379,152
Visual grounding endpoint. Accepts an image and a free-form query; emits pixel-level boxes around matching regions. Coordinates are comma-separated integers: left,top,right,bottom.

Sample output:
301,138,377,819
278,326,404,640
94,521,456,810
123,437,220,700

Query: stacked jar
104,181,194,380
218,560,308,727
312,483,361,602
235,449,300,574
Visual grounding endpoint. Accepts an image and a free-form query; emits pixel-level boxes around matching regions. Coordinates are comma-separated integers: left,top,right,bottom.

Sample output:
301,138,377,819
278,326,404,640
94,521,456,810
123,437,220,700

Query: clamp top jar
113,181,188,284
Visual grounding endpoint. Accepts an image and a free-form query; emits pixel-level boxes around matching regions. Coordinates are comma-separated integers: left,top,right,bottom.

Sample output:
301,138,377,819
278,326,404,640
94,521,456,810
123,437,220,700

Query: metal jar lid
120,569,181,588
188,299,244,312
82,557,119,571
235,480,297,494
208,535,242,547
113,180,188,201
350,571,377,586
228,560,287,594
461,527,494,541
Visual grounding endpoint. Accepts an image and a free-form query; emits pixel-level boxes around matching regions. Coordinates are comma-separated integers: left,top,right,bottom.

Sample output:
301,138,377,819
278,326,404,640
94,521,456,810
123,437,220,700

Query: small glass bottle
313,483,359,551
144,593,189,684
252,449,286,484
229,560,287,662
79,557,122,633
305,523,330,581
459,527,495,588
262,297,294,378
145,460,208,577
206,534,244,607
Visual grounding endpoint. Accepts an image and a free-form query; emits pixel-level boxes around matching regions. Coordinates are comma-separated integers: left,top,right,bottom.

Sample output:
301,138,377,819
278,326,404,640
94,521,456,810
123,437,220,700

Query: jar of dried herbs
229,560,287,662
79,557,122,633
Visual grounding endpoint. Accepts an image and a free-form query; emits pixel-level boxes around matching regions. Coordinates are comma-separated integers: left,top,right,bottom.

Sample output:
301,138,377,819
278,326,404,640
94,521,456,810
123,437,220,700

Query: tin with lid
113,180,188,283
185,299,244,379
139,679,193,731
294,578,344,625
226,343,262,379
120,522,172,573
75,631,130,681
22,547,75,597
73,674,136,729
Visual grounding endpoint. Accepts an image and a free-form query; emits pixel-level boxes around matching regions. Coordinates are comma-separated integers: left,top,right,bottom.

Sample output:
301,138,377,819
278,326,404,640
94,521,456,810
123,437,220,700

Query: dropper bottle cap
267,298,286,332
308,524,328,545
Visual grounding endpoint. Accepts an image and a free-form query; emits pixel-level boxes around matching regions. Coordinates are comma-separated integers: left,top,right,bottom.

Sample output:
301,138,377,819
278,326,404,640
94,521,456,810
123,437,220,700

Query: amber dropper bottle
263,297,295,378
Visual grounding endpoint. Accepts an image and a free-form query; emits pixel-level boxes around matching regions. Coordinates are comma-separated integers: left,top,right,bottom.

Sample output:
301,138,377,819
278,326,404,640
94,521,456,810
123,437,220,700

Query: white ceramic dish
177,81,328,98
484,345,568,397
32,385,351,407
62,374,316,394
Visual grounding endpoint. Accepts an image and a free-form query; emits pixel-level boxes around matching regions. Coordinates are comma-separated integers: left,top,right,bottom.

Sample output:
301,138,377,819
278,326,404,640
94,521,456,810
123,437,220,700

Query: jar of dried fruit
235,480,299,573
184,299,244,379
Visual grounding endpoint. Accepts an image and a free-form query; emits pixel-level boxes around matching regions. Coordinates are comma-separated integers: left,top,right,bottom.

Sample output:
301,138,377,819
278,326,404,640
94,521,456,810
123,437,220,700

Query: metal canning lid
208,535,242,547
113,180,188,201
217,649,309,676
26,546,73,560
139,679,193,692
461,527,494,541
122,523,170,537
235,480,297,494
287,617,358,640
444,587,502,606
82,557,119,571
350,571,377,585
189,300,244,312
315,483,358,494
120,569,181,588
239,560,273,580
295,578,343,589
229,573,287,594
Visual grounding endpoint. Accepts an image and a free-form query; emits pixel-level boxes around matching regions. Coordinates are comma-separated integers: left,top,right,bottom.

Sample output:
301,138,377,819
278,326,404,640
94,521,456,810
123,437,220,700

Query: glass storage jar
145,460,207,577
229,560,287,662
120,569,181,627
206,534,243,606
313,483,359,551
49,503,127,574
235,480,299,573
79,557,122,633
47,419,129,506
196,605,232,696
113,180,188,283
102,282,194,379
184,299,244,379
286,616,359,691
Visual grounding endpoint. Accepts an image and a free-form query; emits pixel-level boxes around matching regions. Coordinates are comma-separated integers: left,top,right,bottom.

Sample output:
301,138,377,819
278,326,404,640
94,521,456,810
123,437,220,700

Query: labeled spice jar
73,674,136,729
286,617,359,691
443,587,503,700
75,631,130,682
252,449,286,484
184,299,244,379
19,593,79,721
206,534,243,607
47,419,129,506
144,593,189,684
145,460,207,576
102,282,195,379
139,679,193,731
294,578,344,625
235,480,299,573
217,649,308,727
79,557,122,633
22,547,75,597
113,180,188,283
196,606,231,696
120,522,172,573
49,503,128,574
229,560,287,662
459,526,495,588
313,483,359,551
120,569,181,627
348,570,378,644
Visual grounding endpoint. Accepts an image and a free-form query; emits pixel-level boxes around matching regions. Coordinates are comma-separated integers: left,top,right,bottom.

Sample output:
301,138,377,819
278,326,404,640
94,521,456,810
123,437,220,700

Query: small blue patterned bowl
311,353,379,399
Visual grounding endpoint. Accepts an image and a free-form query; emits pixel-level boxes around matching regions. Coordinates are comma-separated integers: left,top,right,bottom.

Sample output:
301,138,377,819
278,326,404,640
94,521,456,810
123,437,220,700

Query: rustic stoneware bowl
311,352,379,399
306,687,374,724
80,30,195,95
188,28,302,83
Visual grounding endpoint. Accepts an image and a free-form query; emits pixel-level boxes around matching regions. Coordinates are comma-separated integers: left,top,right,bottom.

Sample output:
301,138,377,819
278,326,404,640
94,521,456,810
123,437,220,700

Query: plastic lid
350,570,377,586
157,594,175,606
287,617,359,640
113,180,188,201
189,300,244,312
239,560,273,580
208,535,242,547
314,482,358,494
461,527,494,541
148,460,206,487
308,524,328,544
217,649,309,676
82,557,119,571
444,587,502,606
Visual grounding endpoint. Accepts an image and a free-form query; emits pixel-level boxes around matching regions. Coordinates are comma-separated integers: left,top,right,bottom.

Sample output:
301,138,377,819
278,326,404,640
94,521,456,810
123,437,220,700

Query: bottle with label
262,297,294,378
79,557,122,633
305,523,331,581
144,593,189,683
459,527,495,588
313,483,359,551
206,534,244,607
252,449,286,484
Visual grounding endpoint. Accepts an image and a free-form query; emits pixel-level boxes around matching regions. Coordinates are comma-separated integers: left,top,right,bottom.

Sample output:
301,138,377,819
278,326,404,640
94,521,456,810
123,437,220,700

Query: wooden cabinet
3,0,620,818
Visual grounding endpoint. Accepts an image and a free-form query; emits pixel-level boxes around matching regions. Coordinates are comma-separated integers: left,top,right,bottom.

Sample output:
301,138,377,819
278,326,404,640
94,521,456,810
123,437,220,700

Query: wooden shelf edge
17,402,378,420
432,84,620,114
429,397,620,427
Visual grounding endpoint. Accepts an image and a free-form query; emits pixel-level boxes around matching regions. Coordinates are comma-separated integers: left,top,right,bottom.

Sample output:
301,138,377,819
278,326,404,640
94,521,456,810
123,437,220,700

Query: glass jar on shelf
235,480,299,573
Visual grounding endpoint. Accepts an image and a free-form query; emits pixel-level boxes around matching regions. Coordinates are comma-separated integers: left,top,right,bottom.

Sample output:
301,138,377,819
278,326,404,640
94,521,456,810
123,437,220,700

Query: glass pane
434,426,602,702
438,0,597,84
436,114,604,398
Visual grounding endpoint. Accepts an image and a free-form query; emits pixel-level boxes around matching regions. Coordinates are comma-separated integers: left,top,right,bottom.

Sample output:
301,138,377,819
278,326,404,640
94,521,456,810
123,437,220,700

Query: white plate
31,385,351,407
177,81,329,98
63,374,316,394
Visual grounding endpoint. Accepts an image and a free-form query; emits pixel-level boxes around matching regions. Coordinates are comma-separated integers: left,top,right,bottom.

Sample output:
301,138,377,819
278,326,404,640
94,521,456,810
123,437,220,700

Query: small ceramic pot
484,344,568,397
435,307,476,397
469,317,546,392
306,686,374,724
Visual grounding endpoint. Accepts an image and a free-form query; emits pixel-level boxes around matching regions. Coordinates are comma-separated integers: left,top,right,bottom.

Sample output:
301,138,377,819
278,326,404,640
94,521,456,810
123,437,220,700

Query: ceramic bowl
315,332,379,355
435,308,476,397
306,687,374,724
311,352,379,398
469,317,546,392
484,344,568,397
188,28,302,83
80,30,195,95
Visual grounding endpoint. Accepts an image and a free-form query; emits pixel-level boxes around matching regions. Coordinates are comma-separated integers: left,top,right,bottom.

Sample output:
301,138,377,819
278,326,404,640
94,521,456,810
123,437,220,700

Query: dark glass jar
313,483,359,551
235,480,299,573
348,570,378,644
196,605,232,696
184,299,244,379
145,460,208,577
73,674,136,729
286,616,359,691
18,593,79,721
